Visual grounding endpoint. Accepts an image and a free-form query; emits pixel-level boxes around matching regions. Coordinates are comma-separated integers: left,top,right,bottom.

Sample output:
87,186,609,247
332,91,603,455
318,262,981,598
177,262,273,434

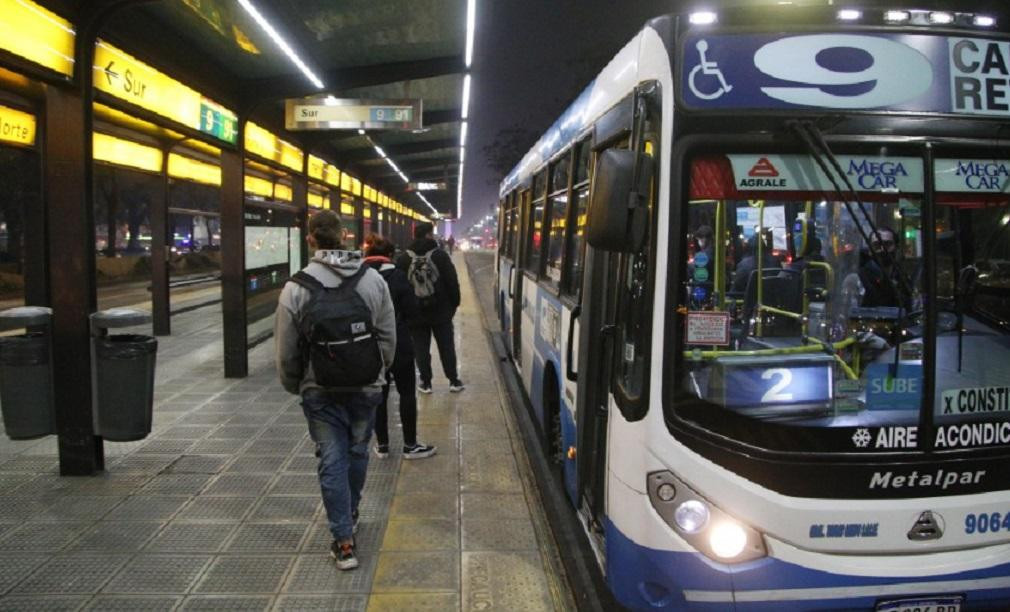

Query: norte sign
93,41,237,144
285,96,422,131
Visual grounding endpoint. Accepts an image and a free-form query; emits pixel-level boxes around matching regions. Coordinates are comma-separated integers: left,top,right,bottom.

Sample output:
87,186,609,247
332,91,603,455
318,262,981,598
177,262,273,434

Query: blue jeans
301,389,380,541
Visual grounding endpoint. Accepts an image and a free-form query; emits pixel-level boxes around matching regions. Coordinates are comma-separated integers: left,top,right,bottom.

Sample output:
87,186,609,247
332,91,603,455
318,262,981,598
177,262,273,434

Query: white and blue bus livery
496,4,1010,611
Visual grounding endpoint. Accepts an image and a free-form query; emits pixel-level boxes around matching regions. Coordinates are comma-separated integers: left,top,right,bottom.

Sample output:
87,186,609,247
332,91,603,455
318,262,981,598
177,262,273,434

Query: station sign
0,0,74,77
681,32,1010,118
0,104,35,146
727,154,924,193
409,182,447,191
93,41,238,145
285,96,422,131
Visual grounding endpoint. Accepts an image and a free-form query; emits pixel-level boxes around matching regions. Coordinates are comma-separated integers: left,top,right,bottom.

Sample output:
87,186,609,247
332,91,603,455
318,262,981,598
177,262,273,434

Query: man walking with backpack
397,222,464,393
275,210,395,571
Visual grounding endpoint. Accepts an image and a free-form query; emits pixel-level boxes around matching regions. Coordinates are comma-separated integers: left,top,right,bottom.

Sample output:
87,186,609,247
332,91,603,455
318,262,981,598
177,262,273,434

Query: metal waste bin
0,307,55,439
91,309,157,441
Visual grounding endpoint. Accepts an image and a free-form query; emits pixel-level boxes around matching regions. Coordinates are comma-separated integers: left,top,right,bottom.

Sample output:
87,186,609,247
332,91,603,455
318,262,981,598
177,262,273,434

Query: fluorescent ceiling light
465,0,476,67
238,0,324,89
884,10,910,23
837,9,861,21
460,121,468,147
459,147,465,163
461,74,471,120
357,129,365,135
374,145,386,158
416,193,440,216
974,15,996,27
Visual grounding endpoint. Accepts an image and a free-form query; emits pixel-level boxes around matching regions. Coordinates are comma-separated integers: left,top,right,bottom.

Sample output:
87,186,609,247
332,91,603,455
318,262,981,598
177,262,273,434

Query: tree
480,124,539,186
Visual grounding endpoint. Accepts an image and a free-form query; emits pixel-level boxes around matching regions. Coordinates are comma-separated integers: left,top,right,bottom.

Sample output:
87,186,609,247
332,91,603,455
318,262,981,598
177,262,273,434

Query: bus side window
526,171,548,275
545,152,572,287
563,140,592,296
505,191,518,259
497,198,506,251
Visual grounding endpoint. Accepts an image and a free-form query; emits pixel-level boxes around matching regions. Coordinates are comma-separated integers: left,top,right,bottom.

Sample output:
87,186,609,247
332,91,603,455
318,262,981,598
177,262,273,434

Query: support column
45,86,103,475
150,147,170,336
221,148,247,378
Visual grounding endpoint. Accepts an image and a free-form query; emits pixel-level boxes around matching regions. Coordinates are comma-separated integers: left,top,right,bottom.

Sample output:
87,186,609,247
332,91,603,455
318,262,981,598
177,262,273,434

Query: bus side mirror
586,149,652,252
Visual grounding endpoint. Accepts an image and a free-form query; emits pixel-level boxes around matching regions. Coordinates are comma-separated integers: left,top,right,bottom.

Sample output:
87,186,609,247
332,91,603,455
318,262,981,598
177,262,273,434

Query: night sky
459,0,678,233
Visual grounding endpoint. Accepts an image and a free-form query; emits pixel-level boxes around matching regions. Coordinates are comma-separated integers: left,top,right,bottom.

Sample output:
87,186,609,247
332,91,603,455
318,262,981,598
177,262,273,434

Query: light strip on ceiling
237,0,325,89
365,132,432,215
465,0,476,67
416,193,440,217
458,0,477,219
461,74,471,120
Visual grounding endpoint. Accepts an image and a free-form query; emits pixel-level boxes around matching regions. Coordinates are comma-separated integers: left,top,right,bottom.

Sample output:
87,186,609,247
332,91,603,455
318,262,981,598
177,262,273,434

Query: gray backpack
406,249,440,308
289,267,383,387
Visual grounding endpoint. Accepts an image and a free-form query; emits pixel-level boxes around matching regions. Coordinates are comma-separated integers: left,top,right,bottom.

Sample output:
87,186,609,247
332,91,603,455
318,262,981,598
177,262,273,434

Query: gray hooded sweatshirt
274,250,396,394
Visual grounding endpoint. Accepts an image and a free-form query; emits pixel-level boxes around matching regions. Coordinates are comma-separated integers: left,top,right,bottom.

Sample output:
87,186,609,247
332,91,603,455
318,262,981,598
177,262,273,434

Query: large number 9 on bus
753,34,934,108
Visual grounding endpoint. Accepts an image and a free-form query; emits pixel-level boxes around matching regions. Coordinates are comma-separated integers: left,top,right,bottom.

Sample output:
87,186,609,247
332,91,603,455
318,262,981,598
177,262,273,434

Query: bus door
511,189,531,366
576,245,619,526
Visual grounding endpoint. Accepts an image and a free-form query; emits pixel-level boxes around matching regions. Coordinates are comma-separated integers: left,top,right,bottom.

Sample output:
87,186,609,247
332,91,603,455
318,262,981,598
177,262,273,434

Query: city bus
495,4,1010,610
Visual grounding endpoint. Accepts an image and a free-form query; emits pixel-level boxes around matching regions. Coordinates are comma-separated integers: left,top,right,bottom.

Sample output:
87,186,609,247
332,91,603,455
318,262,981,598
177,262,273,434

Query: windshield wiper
788,120,919,374
788,121,917,309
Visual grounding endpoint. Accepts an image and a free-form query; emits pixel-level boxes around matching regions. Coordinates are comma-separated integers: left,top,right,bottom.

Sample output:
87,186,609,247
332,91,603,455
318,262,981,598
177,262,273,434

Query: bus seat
742,268,804,337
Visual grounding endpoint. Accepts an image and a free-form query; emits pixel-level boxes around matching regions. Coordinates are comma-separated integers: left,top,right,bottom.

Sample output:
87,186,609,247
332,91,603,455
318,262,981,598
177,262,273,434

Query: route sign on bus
285,97,422,131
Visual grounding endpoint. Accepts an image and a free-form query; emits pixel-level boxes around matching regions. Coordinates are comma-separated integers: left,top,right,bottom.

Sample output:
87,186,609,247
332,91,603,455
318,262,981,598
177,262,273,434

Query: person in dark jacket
396,222,464,393
363,235,436,460
731,232,779,295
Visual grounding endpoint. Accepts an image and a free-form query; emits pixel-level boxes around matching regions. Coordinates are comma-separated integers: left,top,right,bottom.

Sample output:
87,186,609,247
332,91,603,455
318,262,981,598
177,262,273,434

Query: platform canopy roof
58,0,468,219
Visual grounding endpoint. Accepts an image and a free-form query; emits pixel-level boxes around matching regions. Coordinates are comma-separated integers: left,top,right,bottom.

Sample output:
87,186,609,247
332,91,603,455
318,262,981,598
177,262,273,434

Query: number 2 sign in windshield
680,33,1010,117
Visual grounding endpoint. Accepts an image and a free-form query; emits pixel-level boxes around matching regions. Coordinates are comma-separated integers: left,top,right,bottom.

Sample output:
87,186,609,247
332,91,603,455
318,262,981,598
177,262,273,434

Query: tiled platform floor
0,254,572,611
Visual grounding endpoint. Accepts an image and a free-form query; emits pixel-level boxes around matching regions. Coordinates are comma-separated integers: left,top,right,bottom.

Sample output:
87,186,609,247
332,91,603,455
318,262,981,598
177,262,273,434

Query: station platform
0,254,574,611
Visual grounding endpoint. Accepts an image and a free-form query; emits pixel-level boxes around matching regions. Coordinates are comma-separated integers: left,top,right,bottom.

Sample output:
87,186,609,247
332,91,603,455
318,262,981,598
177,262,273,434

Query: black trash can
94,333,157,441
0,331,55,439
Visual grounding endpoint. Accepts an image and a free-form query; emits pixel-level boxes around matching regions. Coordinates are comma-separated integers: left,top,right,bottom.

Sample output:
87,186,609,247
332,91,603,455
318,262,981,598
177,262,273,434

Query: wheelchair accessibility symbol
688,40,733,100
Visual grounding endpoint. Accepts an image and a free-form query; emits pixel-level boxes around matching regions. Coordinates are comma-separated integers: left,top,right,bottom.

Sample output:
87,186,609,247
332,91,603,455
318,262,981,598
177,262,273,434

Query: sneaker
449,380,465,393
403,443,437,459
352,509,359,534
417,382,433,394
331,541,358,570
374,443,389,458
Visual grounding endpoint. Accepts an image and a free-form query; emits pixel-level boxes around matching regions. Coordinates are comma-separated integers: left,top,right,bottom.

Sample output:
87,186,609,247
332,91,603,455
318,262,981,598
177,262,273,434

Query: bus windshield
674,152,1010,453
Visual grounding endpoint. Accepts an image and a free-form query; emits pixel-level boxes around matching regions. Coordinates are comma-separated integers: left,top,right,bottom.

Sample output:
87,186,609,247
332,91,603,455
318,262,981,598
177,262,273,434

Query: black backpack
289,266,383,388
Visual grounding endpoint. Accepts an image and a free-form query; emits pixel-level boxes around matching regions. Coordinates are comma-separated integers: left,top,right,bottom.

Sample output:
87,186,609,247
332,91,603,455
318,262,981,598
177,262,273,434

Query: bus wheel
543,366,564,481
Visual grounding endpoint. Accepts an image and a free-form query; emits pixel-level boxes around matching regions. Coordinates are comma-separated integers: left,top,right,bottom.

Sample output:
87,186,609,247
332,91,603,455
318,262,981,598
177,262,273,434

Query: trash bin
0,307,55,439
91,309,157,441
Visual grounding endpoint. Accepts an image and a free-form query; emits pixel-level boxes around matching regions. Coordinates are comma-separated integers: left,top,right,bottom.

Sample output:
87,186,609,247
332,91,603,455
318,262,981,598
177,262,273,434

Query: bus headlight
709,521,748,559
648,471,766,563
674,500,709,533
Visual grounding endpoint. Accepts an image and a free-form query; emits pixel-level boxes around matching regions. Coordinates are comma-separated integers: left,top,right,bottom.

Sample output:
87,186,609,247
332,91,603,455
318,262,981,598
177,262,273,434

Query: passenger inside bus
857,226,912,309
730,231,778,295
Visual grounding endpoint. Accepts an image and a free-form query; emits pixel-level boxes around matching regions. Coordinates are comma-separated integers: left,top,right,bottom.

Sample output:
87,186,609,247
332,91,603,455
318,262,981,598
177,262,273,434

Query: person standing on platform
362,235,437,460
446,235,456,255
274,210,396,572
398,222,464,393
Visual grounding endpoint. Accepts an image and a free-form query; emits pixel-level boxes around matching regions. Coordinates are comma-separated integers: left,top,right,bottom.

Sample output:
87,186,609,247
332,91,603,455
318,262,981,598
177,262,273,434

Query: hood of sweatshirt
406,237,438,256
309,249,363,281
